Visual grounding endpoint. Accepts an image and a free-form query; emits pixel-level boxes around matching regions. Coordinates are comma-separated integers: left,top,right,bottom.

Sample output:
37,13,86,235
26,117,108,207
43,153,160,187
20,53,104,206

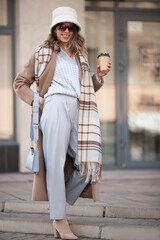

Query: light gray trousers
40,94,88,220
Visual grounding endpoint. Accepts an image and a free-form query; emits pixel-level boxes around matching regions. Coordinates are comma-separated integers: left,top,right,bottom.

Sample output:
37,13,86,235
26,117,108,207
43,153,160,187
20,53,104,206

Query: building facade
0,0,160,172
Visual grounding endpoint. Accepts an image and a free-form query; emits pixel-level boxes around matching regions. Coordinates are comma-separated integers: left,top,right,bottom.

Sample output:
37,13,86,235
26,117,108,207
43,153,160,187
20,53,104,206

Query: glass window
85,11,115,165
86,0,114,8
119,1,160,8
0,0,8,26
127,21,160,162
0,35,14,139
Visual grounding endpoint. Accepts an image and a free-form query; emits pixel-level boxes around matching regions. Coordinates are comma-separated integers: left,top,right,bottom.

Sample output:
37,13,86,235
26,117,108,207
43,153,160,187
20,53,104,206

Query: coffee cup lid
97,53,110,58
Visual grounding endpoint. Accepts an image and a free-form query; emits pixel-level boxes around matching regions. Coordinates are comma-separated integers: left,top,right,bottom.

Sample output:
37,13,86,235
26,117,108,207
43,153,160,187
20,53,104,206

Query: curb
1,200,160,219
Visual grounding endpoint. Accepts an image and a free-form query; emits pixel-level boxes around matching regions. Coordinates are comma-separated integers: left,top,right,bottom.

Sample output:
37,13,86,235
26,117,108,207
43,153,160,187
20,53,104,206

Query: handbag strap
30,92,39,145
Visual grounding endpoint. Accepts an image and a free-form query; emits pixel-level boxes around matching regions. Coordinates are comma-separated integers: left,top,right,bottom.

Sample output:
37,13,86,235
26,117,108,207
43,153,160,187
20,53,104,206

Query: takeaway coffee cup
97,53,110,71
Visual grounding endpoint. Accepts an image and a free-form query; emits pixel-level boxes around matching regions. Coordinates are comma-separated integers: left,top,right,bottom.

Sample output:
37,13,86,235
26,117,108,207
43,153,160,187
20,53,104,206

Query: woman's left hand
97,62,111,79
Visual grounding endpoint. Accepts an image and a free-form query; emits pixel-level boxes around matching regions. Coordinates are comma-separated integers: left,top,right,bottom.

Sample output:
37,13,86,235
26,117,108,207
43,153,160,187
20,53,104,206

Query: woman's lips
62,34,70,38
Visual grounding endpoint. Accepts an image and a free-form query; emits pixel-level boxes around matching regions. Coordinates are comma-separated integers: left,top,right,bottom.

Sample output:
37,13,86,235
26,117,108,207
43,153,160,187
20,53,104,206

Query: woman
14,7,111,240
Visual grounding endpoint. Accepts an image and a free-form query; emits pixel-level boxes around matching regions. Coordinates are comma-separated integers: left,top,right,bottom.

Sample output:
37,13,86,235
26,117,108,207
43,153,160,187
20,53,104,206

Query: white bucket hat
50,7,81,31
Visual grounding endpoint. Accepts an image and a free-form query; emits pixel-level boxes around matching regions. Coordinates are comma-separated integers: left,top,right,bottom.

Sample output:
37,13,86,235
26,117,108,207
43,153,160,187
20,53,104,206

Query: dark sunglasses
56,24,76,32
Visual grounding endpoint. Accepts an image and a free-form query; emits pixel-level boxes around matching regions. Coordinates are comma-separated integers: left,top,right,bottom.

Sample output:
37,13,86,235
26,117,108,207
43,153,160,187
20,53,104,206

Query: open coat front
13,48,103,202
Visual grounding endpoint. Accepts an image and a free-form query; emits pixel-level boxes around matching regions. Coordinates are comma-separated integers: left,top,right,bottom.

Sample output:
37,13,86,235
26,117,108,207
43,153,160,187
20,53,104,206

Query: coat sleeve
92,73,104,92
13,53,35,106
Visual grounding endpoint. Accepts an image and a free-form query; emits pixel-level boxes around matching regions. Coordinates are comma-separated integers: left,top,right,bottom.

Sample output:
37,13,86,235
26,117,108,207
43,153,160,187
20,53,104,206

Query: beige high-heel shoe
53,218,78,239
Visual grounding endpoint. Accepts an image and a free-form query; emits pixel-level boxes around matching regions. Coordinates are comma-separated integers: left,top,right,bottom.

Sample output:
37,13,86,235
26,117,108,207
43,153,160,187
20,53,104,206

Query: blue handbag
26,92,39,173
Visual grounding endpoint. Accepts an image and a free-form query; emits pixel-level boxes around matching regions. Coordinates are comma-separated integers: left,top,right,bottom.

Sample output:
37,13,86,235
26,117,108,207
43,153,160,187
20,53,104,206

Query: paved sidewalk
0,169,160,207
0,169,160,240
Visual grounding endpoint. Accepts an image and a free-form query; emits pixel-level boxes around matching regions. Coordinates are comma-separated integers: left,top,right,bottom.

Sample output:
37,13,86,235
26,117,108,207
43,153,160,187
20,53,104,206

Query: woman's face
54,22,75,45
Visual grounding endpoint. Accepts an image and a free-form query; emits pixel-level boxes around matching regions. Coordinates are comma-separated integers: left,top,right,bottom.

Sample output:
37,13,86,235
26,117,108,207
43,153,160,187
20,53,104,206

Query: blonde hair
44,25,87,56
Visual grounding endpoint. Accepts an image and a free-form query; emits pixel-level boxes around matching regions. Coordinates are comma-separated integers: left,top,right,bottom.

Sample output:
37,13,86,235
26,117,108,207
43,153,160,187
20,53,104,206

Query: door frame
116,11,160,168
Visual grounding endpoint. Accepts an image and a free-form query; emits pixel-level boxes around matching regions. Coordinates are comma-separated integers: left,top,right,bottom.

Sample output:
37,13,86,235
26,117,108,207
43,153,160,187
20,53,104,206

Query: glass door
118,13,160,168
85,11,116,167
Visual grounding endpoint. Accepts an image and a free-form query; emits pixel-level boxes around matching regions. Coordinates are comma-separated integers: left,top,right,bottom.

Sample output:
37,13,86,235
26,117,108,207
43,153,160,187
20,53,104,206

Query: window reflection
0,0,8,26
0,35,13,139
86,11,115,165
86,0,114,8
128,21,160,161
119,1,160,8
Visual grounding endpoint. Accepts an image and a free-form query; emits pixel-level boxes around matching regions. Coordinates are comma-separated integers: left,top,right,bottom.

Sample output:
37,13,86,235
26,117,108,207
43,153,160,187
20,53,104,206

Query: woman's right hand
39,96,44,112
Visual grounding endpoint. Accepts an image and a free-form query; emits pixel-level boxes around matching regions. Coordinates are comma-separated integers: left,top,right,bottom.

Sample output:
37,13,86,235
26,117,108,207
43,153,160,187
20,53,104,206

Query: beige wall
15,0,85,172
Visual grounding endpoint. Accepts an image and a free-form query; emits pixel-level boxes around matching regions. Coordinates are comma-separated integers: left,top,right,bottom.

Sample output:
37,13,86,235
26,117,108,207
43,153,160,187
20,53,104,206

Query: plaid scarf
35,46,102,183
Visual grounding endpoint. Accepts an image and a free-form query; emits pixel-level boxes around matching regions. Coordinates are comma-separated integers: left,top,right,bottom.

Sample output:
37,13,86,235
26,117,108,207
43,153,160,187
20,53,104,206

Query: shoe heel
53,225,60,238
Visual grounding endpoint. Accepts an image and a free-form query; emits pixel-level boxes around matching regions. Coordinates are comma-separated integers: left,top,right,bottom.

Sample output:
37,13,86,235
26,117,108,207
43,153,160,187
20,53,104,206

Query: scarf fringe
79,161,102,184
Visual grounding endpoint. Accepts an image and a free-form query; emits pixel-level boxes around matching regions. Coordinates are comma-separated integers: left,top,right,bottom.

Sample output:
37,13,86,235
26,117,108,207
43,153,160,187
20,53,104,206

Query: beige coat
13,50,103,202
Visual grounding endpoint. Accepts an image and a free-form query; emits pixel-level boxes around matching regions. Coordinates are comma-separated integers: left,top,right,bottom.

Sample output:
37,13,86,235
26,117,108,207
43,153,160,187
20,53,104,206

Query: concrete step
0,232,99,240
2,200,160,219
0,212,160,240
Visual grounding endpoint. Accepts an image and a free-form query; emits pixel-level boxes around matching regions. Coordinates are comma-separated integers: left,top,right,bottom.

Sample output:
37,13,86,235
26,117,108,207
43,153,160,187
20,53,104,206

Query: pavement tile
0,170,160,208
0,170,160,239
